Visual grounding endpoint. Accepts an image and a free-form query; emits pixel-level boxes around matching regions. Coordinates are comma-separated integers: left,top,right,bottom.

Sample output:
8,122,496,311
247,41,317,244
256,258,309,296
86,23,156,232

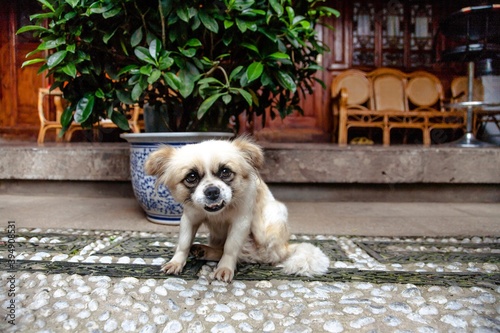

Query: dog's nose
204,186,220,201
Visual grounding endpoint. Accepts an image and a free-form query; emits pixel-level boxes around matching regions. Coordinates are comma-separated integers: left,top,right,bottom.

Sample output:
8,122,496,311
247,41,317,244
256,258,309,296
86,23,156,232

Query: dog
144,136,330,282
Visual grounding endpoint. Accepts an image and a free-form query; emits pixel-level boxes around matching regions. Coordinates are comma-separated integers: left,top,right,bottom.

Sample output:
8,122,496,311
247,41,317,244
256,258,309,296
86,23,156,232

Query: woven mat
1,228,499,289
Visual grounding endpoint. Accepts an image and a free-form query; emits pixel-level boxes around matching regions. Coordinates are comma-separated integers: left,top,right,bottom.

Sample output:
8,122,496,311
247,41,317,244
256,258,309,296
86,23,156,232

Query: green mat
1,229,499,289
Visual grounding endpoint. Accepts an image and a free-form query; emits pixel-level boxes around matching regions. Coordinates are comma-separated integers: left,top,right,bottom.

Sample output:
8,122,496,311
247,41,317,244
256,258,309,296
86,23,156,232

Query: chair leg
65,125,82,142
37,127,46,144
423,128,431,146
383,126,390,146
338,126,347,144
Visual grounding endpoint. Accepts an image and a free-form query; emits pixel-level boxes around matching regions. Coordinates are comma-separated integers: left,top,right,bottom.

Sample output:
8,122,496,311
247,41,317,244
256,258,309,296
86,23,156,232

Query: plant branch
134,1,149,34
158,0,166,46
205,63,230,87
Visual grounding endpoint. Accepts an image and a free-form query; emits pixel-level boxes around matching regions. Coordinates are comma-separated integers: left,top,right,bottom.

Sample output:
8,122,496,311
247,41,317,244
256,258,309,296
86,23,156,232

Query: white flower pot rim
121,132,234,143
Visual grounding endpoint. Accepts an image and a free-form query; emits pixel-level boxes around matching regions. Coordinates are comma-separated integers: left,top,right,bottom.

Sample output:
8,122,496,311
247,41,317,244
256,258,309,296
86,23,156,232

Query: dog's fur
144,137,330,282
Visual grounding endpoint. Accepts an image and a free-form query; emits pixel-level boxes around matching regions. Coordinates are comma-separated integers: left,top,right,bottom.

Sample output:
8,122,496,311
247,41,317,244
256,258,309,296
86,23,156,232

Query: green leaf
317,6,341,18
257,28,277,43
235,18,247,33
60,106,74,128
276,71,296,92
147,69,162,84
61,62,77,77
26,49,42,59
103,27,118,44
267,52,290,60
103,6,121,19
269,0,284,16
197,93,224,119
65,0,79,8
222,94,232,104
37,38,66,50
74,94,95,123
131,83,144,101
29,12,55,20
47,50,67,68
116,90,134,104
117,64,138,77
246,62,263,83
292,15,306,26
163,72,181,90
198,77,223,85
242,9,266,16
158,55,174,70
110,111,130,131
64,11,77,21
149,39,161,61
240,43,260,55
198,10,218,33
139,64,153,75
16,25,48,34
131,27,143,47
285,6,295,22
95,88,105,99
185,38,202,47
38,0,55,12
134,47,156,65
314,77,327,90
229,66,244,81
37,64,49,74
89,3,113,14
176,7,190,22
179,48,196,58
21,58,46,68
236,88,252,106
178,70,195,98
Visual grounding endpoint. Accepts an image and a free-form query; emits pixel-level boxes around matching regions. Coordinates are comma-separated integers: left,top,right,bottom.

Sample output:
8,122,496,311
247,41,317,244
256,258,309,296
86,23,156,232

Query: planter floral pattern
122,132,234,225
129,142,184,224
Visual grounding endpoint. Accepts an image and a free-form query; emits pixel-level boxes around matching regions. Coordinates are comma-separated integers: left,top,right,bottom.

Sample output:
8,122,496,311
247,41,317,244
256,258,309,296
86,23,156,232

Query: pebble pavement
1,228,499,332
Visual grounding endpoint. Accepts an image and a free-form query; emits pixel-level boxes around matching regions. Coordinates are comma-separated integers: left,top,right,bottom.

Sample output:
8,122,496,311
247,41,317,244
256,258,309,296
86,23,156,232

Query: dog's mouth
204,201,225,213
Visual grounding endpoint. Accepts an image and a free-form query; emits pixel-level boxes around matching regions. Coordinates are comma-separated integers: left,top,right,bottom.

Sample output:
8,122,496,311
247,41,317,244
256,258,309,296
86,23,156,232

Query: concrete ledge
262,143,500,184
0,143,130,181
1,142,499,184
1,180,498,203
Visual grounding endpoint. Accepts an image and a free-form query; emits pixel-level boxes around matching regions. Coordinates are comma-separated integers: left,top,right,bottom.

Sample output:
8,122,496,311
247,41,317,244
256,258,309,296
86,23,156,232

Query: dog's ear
232,136,264,170
144,145,176,177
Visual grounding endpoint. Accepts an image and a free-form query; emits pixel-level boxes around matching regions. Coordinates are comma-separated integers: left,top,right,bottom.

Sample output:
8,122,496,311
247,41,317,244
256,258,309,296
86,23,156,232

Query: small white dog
145,136,330,282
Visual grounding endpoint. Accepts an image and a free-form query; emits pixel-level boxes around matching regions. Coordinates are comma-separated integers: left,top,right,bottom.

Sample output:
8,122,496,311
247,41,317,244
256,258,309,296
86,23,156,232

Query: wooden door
0,0,48,140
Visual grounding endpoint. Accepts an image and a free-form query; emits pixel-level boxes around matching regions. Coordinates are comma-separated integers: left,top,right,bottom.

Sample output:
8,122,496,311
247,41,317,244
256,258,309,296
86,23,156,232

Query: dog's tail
279,242,330,277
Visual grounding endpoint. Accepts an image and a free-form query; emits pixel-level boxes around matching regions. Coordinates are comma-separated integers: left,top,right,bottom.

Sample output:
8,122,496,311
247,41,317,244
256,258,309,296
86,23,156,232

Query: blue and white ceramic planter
121,132,234,225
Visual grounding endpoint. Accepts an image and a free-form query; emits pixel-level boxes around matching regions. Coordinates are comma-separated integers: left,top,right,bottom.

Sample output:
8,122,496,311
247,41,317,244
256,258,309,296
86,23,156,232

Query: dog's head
144,136,263,214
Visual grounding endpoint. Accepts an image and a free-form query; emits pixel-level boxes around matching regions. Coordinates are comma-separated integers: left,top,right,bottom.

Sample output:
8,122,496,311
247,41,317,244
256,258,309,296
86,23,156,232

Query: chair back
369,68,407,111
450,76,483,103
331,69,370,109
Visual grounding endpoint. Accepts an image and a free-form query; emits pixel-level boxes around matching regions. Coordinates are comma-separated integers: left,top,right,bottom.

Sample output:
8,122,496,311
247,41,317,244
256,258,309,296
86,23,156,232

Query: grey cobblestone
1,228,499,332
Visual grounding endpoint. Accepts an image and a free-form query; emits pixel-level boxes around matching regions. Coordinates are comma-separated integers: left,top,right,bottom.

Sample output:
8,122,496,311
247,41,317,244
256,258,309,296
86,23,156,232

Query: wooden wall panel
0,1,48,139
0,4,16,129
16,43,46,126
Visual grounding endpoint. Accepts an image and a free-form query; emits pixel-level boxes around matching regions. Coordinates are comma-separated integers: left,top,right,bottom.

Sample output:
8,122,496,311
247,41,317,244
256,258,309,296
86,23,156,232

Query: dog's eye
184,172,199,185
219,167,233,180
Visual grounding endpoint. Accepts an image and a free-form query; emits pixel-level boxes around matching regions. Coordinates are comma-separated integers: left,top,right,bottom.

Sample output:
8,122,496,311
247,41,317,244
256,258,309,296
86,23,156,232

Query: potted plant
20,0,339,223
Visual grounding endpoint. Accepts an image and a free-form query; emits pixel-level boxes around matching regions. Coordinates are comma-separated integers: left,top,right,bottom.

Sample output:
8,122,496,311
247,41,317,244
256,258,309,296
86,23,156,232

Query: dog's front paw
212,266,234,282
161,260,185,275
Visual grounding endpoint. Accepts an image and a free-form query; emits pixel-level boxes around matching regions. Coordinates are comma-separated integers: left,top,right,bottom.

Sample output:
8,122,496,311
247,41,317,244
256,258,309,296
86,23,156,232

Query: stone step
1,142,499,184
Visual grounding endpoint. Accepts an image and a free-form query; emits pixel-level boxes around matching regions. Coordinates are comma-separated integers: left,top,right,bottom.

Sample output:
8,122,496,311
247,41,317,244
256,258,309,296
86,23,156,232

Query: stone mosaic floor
1,228,499,332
